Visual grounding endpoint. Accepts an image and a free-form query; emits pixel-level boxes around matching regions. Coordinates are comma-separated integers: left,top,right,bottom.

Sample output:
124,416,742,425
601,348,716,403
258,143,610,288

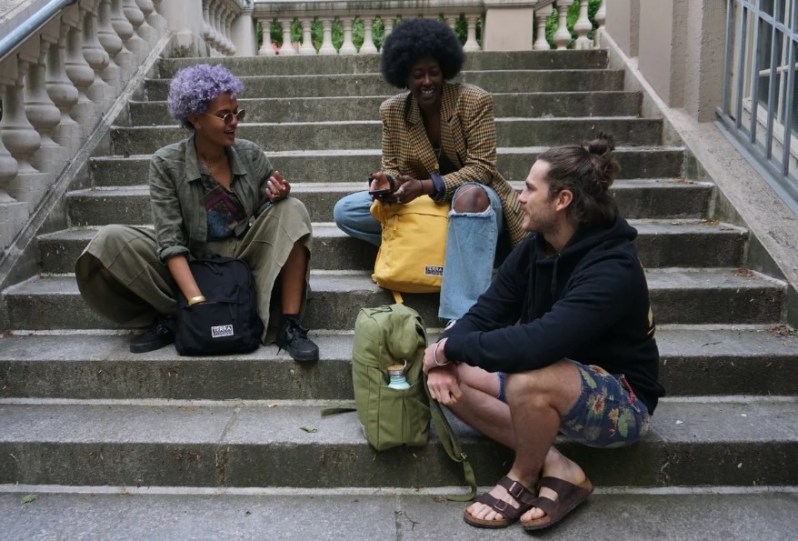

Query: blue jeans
333,183,503,320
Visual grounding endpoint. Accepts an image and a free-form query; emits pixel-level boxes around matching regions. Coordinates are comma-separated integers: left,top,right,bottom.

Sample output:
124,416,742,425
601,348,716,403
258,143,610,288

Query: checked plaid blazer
379,82,527,247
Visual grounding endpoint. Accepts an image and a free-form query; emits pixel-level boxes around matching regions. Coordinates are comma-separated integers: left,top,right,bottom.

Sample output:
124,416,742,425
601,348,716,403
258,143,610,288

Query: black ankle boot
130,316,175,354
276,315,319,363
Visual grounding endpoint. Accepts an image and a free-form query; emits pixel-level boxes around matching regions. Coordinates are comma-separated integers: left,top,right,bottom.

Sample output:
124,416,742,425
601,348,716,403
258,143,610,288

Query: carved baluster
65,12,98,136
594,0,606,48
383,16,394,40
1,57,47,208
446,15,457,33
147,0,168,35
278,18,296,55
463,15,480,52
201,0,214,52
573,0,592,49
339,17,356,55
27,36,67,175
134,0,158,45
299,17,316,55
318,17,336,55
210,2,223,55
360,16,378,54
110,0,136,81
0,68,28,250
46,23,82,155
122,0,149,61
224,7,237,55
553,0,574,50
258,18,276,56
97,0,123,94
82,3,113,112
534,5,553,50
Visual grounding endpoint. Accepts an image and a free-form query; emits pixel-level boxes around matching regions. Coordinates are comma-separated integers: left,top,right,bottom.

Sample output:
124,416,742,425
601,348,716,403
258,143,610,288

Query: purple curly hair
167,63,244,130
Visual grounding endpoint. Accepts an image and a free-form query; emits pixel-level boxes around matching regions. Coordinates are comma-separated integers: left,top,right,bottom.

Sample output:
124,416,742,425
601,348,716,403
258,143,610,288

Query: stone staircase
1,50,797,538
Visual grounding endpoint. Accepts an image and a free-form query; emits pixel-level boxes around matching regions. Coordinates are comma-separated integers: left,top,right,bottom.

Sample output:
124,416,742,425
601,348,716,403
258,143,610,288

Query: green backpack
349,304,476,500
352,304,430,450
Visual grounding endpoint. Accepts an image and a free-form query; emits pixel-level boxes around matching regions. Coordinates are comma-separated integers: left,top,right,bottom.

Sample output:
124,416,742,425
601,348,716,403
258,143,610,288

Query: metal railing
718,0,798,211
0,0,78,63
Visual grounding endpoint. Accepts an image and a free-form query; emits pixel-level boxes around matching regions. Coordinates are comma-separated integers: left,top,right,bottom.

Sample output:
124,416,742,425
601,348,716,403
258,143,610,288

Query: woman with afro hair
75,64,319,362
333,18,526,321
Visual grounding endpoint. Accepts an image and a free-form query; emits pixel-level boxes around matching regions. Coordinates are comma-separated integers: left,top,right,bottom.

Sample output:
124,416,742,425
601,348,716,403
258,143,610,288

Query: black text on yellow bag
369,198,449,294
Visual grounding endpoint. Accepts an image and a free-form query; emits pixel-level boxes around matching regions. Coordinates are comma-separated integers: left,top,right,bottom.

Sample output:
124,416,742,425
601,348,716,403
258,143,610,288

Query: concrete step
110,117,662,155
2,488,796,541
89,147,686,187
127,91,643,125
157,49,612,77
144,70,626,100
38,219,748,274
1,269,786,331
1,326,795,400
0,397,795,488
67,179,712,228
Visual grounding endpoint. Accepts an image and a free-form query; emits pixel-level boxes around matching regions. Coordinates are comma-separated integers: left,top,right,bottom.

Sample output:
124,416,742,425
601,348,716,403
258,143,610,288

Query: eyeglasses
203,109,246,125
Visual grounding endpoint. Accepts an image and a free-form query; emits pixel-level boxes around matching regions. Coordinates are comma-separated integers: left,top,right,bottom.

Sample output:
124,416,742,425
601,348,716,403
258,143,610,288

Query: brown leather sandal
462,475,536,529
521,476,593,531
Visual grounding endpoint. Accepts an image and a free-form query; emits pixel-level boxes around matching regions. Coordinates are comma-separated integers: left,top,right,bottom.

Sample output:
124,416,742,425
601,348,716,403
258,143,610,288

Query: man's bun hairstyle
539,132,621,227
380,18,465,88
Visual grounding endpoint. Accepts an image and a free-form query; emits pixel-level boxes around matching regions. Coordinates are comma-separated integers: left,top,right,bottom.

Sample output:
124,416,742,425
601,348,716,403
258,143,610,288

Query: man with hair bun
422,134,665,531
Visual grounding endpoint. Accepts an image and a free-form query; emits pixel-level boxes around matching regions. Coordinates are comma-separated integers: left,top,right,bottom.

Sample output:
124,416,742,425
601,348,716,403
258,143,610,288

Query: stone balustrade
251,0,605,55
0,0,604,255
0,0,169,253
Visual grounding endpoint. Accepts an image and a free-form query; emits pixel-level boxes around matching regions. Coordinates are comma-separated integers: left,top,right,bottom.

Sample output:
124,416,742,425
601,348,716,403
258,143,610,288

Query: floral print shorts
498,363,650,448
560,364,651,448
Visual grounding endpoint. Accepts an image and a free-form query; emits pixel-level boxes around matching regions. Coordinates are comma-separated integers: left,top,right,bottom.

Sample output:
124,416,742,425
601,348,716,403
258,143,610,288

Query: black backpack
174,257,264,356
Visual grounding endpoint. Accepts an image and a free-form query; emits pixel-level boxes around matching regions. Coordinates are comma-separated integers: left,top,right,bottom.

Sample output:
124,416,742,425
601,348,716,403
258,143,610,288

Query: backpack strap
424,373,477,502
391,290,403,304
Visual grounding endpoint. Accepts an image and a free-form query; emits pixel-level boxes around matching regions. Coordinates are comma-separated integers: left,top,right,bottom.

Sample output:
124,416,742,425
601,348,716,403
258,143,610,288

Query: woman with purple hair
75,63,319,362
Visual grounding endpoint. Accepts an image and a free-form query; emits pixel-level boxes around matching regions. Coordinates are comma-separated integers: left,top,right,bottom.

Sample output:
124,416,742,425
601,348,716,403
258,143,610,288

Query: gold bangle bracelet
187,295,206,306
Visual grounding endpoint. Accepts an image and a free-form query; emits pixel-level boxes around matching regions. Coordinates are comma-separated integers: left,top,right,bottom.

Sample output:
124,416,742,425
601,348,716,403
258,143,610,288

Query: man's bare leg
447,364,514,448
462,359,584,524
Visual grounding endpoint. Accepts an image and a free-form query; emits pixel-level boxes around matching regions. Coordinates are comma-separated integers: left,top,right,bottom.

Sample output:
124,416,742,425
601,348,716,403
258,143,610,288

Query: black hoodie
443,217,665,414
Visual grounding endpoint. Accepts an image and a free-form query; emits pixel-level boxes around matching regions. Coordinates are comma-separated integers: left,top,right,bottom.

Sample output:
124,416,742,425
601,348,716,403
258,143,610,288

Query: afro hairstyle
167,63,244,130
380,18,465,89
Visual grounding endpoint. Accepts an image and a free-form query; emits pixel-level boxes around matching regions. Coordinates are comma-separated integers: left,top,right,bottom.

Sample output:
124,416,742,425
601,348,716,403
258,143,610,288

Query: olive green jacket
148,134,273,262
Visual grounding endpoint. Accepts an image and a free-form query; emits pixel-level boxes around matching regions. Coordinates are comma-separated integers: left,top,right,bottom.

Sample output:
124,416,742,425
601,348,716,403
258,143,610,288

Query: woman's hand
393,175,427,204
426,364,462,405
266,170,291,203
369,171,394,193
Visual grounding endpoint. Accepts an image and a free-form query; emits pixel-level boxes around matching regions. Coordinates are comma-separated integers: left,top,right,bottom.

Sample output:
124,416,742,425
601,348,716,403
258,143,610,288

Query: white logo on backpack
211,324,234,338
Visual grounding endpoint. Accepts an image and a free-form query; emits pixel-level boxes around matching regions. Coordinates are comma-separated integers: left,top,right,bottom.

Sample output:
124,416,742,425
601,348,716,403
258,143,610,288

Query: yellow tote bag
370,197,449,294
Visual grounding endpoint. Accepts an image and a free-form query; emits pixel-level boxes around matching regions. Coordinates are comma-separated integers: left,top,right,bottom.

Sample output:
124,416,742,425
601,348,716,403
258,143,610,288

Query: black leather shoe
130,317,175,354
276,315,319,363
